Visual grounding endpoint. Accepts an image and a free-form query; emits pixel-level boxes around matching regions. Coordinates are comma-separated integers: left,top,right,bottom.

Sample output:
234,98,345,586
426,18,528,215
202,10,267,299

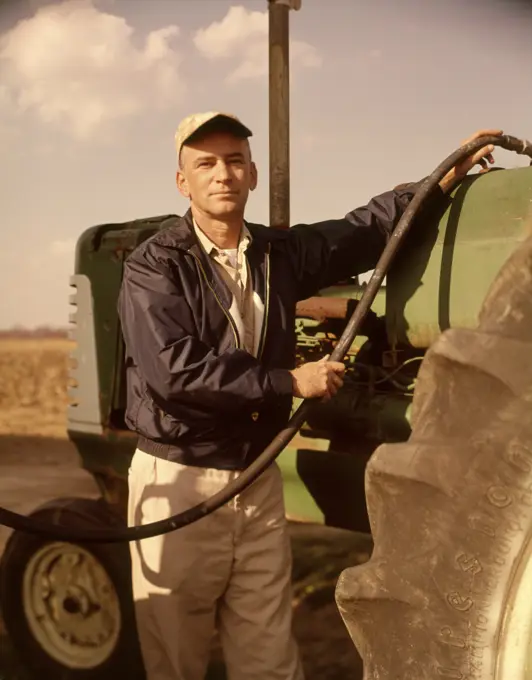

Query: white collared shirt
193,220,265,357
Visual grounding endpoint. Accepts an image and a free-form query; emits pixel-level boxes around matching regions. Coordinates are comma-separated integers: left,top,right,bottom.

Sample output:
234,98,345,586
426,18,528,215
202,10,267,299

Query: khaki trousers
127,448,304,680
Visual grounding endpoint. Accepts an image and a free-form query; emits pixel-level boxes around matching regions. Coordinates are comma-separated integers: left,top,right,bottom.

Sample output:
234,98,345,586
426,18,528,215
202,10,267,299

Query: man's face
177,131,257,219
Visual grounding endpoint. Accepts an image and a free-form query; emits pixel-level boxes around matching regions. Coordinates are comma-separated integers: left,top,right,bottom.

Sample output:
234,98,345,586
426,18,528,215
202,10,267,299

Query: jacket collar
160,208,272,257
155,209,270,309
192,216,252,259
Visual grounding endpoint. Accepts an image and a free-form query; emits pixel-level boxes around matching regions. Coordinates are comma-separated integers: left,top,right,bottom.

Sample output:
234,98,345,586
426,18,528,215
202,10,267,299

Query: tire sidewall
431,434,532,676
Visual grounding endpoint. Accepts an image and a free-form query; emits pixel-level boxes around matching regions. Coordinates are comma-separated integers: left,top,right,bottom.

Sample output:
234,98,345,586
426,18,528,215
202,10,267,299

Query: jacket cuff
268,368,294,396
406,176,446,201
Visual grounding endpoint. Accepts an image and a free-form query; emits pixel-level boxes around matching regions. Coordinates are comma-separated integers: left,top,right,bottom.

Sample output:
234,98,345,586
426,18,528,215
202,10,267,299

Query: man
118,112,501,680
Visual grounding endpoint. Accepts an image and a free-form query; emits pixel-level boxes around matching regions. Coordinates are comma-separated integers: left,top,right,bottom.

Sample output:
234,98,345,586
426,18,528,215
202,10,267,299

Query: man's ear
250,161,258,192
176,170,190,199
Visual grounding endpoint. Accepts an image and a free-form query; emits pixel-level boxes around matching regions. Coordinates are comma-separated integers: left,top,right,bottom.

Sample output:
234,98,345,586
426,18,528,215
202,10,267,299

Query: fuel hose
1,133,531,543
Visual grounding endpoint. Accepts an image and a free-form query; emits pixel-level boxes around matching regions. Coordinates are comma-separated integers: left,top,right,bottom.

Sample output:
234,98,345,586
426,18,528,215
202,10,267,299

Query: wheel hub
23,541,121,669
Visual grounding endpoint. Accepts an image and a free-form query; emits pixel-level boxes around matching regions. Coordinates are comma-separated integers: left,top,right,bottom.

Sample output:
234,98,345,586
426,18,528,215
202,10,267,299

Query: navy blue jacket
117,181,443,469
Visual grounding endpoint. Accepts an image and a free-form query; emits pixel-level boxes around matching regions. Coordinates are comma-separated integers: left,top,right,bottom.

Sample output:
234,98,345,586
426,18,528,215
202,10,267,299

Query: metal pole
268,0,301,229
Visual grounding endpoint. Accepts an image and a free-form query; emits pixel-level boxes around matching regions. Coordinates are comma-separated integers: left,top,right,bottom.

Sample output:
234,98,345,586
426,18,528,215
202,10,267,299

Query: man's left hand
439,128,504,193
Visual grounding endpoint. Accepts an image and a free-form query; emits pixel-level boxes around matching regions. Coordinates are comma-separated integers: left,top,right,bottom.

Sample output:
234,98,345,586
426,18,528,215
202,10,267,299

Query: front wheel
0,497,145,679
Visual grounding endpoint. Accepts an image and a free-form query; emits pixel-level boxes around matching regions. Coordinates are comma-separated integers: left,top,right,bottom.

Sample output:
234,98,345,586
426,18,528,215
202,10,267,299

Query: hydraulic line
0,133,530,543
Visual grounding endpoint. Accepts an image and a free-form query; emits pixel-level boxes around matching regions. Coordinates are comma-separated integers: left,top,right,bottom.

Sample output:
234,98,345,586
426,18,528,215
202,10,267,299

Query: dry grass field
0,337,73,438
0,337,370,680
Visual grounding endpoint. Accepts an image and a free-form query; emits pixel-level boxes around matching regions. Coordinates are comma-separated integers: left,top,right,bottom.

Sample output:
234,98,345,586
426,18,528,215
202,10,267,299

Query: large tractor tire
335,231,532,679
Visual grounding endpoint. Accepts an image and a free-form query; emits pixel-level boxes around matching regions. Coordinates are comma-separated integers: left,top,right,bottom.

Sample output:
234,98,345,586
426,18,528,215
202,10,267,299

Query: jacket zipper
257,244,270,360
190,251,241,350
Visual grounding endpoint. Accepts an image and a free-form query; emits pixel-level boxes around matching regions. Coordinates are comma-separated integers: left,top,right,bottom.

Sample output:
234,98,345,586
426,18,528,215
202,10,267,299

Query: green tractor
2,157,532,679
1,1,532,678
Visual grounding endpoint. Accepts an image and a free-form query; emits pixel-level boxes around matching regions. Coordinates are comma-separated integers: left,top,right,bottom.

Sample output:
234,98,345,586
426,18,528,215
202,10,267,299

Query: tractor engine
295,165,532,447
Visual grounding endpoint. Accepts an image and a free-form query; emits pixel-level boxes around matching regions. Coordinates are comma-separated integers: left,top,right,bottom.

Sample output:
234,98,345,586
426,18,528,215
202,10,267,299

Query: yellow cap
175,111,253,156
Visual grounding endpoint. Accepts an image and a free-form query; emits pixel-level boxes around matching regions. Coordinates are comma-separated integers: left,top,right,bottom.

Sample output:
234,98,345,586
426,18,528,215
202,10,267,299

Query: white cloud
193,5,321,83
0,0,185,139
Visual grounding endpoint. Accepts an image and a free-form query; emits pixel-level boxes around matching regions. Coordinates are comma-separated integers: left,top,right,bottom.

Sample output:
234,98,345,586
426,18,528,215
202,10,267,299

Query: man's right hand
289,355,345,400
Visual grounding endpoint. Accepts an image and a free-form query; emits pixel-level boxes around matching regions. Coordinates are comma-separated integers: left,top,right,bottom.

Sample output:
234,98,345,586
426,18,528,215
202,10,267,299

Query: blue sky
1,0,531,327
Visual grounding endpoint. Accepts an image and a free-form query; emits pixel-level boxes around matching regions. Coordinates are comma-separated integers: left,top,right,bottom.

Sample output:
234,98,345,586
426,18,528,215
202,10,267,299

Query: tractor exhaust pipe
268,0,301,229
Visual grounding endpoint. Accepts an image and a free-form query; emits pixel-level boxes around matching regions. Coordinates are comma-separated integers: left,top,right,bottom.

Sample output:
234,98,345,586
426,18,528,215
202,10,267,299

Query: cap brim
183,114,253,147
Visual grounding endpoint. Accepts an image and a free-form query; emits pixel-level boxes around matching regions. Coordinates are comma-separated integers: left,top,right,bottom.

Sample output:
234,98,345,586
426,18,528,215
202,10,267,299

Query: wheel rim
497,536,532,680
22,541,121,669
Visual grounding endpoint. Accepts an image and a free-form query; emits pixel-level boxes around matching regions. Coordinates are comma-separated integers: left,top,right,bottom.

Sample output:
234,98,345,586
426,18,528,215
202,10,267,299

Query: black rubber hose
1,133,531,543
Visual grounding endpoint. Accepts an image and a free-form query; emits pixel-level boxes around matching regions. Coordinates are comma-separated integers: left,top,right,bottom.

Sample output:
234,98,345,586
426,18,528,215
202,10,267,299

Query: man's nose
215,161,232,182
